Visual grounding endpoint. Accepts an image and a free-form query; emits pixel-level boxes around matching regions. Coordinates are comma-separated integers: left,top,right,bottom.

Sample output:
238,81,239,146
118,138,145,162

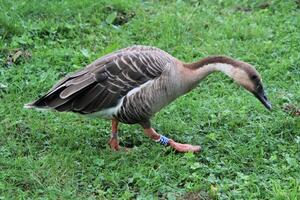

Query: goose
25,45,271,153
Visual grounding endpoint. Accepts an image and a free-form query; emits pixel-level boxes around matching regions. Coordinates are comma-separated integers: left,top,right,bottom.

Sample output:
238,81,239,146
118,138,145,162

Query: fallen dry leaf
6,49,31,66
282,103,300,117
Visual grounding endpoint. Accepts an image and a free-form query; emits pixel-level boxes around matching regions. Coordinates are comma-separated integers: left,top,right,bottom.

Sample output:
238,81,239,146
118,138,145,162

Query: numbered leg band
155,135,170,145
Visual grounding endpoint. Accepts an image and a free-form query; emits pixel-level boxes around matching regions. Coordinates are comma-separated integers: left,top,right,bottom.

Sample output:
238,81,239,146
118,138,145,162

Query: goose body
26,45,271,152
27,46,192,124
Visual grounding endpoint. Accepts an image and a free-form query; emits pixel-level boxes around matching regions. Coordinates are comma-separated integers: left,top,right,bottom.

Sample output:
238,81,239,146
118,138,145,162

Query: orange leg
143,128,201,153
108,119,120,151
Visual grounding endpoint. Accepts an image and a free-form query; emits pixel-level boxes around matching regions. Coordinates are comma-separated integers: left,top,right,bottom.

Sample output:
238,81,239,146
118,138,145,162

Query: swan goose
25,45,271,153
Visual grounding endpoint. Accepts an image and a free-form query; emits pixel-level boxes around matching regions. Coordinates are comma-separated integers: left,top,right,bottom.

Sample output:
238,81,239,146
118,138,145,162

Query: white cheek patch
207,63,255,91
234,69,254,90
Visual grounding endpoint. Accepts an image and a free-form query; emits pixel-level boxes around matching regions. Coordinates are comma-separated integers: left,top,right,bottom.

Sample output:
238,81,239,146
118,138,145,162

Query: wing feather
59,77,95,99
72,84,105,111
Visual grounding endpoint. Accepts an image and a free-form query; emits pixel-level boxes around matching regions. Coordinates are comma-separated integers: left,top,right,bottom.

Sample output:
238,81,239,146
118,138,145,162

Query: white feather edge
23,103,50,111
87,80,154,119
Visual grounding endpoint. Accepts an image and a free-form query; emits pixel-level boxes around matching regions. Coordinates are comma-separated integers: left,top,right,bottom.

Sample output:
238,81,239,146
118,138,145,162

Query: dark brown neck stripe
186,56,240,69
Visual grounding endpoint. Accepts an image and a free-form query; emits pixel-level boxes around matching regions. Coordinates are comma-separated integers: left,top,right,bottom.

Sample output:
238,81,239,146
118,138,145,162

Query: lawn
0,0,299,199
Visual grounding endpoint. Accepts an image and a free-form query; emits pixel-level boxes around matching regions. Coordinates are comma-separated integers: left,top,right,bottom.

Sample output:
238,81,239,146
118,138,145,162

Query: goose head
221,59,272,110
187,56,272,110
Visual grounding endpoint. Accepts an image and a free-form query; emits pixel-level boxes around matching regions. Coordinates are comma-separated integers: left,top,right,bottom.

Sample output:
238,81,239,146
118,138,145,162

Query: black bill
253,89,272,110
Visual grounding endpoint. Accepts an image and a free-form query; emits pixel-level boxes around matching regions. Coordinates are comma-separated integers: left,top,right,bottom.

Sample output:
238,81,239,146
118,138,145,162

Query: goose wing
30,46,172,114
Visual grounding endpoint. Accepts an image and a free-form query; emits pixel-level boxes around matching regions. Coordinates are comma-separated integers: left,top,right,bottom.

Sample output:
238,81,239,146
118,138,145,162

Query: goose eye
251,75,257,80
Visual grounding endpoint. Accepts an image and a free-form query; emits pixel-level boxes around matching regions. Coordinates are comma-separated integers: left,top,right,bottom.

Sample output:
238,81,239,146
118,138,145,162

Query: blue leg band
156,135,169,145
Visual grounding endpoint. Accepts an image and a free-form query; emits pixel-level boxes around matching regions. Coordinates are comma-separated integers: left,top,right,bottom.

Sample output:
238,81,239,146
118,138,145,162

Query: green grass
1,0,300,199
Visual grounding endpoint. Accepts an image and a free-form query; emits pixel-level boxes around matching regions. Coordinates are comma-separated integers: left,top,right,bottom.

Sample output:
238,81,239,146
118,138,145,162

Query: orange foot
169,139,201,153
108,138,131,152
108,138,120,151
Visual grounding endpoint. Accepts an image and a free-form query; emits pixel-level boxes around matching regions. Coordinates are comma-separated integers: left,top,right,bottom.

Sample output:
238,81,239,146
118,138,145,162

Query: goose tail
23,98,49,110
